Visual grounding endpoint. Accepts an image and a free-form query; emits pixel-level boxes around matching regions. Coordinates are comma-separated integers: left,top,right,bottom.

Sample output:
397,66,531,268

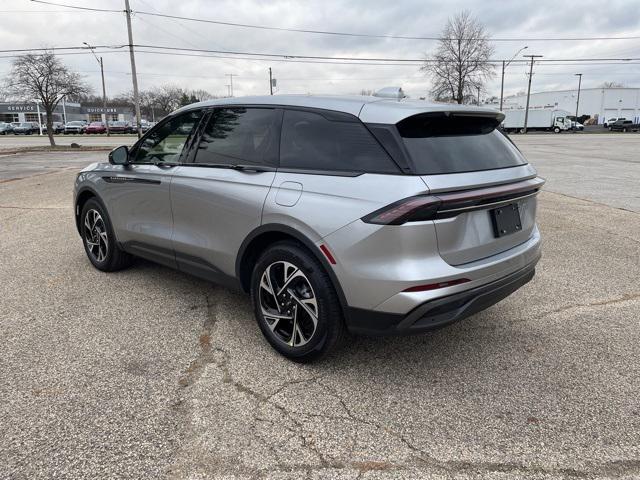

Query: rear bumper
346,259,537,336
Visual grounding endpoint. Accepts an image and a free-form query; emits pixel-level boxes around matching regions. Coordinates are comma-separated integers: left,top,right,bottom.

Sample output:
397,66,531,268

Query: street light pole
523,54,543,134
84,42,110,137
269,68,273,95
574,73,583,129
500,46,528,111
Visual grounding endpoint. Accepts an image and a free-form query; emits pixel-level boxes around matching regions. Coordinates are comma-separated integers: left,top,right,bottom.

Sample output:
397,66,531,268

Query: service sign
4,104,37,112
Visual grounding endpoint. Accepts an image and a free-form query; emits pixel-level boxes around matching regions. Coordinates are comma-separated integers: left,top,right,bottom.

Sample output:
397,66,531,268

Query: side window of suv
194,107,280,166
132,110,202,164
280,109,399,174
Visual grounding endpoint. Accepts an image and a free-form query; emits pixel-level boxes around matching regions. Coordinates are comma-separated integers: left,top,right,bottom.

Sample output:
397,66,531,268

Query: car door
104,109,203,268
170,106,281,284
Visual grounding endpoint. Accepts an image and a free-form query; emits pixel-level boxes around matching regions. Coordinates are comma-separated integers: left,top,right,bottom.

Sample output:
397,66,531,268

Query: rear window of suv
280,109,400,174
396,112,527,175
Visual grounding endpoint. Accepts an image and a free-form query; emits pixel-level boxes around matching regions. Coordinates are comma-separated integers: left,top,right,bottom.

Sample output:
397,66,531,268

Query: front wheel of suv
80,198,134,272
250,241,345,362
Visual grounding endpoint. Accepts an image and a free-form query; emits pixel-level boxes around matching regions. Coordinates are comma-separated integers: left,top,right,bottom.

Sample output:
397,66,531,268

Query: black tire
250,241,346,362
80,198,134,272
553,127,561,133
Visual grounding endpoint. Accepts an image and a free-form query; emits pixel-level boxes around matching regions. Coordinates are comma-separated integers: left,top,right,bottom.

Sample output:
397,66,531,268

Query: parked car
74,95,543,362
609,119,639,132
85,122,107,134
64,121,86,134
0,122,14,134
572,121,584,131
107,121,132,134
13,122,39,135
11,122,21,130
604,117,625,128
43,122,64,134
140,121,155,133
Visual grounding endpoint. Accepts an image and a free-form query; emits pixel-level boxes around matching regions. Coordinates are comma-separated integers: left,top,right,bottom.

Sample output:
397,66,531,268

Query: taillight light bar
362,177,545,226
362,195,440,225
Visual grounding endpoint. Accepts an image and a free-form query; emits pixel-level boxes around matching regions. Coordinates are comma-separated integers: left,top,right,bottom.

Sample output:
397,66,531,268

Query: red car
85,122,107,134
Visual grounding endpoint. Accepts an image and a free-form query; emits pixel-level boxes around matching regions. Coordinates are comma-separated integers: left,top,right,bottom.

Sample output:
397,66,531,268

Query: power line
29,0,122,13
133,49,424,66
27,0,640,42
133,10,640,42
2,44,640,66
131,44,640,64
0,45,127,54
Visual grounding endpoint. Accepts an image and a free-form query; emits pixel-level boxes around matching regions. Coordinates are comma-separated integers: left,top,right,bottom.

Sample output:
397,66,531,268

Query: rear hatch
396,111,541,265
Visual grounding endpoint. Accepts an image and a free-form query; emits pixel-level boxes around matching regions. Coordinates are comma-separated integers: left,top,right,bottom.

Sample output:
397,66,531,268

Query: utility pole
574,73,583,130
225,74,237,97
269,68,273,95
500,61,505,108
523,54,543,134
500,46,528,111
124,0,142,138
477,85,481,105
84,42,110,136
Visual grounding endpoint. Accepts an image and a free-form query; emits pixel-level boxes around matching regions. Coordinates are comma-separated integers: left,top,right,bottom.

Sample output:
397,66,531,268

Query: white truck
502,108,572,133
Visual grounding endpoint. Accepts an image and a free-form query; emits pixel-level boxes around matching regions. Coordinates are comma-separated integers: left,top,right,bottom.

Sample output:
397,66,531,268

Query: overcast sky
1,0,639,100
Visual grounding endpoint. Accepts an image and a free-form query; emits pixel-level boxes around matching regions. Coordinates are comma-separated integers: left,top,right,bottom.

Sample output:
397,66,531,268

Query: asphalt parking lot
1,135,638,479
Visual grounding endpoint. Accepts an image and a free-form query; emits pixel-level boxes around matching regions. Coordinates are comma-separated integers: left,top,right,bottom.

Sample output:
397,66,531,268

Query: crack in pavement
170,288,640,479
543,189,639,215
176,291,219,390
213,347,336,469
537,292,640,320
0,205,68,210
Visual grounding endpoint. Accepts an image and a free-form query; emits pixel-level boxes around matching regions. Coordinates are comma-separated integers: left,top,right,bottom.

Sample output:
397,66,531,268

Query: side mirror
109,145,129,165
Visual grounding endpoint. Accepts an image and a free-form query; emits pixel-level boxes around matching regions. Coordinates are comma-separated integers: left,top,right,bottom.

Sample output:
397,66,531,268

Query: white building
502,87,640,124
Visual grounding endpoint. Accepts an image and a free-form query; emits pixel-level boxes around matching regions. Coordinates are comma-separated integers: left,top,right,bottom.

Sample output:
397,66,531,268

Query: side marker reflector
319,244,336,265
403,278,470,293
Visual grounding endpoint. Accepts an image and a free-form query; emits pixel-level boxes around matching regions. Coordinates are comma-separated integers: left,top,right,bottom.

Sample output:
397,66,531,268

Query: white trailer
502,108,572,133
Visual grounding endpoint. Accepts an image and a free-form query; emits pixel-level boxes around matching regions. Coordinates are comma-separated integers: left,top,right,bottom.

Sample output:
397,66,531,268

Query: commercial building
0,101,133,124
502,87,640,124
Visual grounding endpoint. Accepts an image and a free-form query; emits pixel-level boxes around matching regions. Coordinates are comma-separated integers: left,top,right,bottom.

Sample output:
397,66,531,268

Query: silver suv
74,95,543,362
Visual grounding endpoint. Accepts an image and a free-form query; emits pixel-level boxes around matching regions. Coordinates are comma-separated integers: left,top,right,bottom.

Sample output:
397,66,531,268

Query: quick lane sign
85,107,118,114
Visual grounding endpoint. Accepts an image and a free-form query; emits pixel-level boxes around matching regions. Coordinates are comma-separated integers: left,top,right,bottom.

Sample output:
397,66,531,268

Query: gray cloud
1,0,639,100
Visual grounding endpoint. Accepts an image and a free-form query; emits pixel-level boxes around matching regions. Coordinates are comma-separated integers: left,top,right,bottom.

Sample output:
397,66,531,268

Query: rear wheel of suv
81,198,134,272
250,241,345,362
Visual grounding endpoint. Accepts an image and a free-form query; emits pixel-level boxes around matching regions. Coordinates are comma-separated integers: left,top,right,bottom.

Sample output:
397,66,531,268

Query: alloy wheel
259,261,318,347
83,209,109,263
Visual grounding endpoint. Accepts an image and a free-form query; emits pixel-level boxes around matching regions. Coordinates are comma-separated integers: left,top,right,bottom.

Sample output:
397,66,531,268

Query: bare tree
190,89,216,102
115,85,217,121
150,85,184,114
600,81,625,88
422,11,495,104
4,52,90,146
